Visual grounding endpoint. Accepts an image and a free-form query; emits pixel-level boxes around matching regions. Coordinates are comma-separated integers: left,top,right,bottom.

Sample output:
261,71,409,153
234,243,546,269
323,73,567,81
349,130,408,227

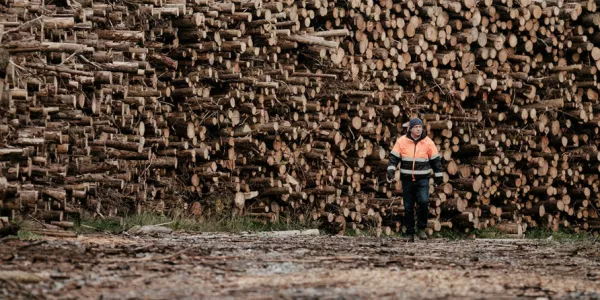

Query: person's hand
434,177,443,186
386,170,396,183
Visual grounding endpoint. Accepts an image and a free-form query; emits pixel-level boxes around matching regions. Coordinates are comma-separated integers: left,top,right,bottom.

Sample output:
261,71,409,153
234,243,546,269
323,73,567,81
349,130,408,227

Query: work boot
407,235,415,243
418,231,428,240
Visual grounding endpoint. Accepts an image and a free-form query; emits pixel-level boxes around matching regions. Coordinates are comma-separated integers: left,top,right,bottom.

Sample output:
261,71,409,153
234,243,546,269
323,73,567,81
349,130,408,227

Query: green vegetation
8,211,595,241
524,228,592,242
76,217,125,234
344,228,379,237
74,212,321,234
17,230,42,240
430,229,474,240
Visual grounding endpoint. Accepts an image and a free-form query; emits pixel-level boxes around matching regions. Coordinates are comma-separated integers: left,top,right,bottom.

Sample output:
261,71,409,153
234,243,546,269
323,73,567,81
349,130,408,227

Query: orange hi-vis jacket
387,132,443,182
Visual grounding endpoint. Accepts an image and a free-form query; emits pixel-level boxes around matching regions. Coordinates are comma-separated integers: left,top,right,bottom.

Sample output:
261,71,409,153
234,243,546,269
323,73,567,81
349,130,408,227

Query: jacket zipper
412,139,417,181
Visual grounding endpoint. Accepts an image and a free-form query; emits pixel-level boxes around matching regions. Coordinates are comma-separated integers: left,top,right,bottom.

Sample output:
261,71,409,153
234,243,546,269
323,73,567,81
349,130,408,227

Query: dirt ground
1,232,599,300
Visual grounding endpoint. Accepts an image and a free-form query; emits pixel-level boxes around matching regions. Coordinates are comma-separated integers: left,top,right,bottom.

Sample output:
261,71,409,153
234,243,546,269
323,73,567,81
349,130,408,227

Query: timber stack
0,0,599,237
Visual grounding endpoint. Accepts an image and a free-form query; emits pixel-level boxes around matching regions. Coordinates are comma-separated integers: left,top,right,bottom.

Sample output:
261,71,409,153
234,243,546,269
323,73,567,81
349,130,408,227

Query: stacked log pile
0,0,599,236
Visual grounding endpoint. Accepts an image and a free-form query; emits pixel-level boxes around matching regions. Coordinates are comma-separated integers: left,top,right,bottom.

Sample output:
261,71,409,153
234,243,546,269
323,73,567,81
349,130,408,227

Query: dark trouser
402,178,430,235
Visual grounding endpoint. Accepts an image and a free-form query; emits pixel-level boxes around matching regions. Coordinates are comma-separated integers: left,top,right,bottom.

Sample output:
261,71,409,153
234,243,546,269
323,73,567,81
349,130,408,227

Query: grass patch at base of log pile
73,212,321,234
430,229,475,240
1,222,43,241
470,227,509,239
524,228,592,242
16,230,43,240
343,228,378,237
11,212,596,242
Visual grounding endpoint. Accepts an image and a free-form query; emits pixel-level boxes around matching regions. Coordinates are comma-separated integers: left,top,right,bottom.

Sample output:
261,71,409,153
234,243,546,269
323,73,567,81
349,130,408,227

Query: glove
386,170,396,183
434,177,443,186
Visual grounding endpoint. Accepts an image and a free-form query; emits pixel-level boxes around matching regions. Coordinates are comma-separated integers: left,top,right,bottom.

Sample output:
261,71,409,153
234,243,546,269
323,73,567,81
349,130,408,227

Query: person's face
411,124,422,137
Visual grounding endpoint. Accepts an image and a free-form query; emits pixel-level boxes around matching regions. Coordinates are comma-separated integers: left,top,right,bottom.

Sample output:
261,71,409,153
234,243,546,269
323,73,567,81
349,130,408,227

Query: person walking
386,118,443,242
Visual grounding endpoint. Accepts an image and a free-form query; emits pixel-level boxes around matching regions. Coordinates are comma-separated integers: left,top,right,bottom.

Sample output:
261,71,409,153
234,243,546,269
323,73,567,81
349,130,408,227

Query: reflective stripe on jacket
387,132,443,181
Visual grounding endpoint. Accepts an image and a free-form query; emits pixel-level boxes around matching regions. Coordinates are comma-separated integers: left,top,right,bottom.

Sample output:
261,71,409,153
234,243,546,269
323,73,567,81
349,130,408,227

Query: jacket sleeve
387,137,402,172
427,139,443,178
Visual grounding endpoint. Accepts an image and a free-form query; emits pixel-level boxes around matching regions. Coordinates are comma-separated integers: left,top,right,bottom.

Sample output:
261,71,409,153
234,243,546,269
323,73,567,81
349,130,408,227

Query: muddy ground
1,232,599,299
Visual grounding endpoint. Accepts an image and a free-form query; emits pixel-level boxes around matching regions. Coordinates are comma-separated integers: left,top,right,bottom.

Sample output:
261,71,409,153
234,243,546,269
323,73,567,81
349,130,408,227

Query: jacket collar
406,130,427,143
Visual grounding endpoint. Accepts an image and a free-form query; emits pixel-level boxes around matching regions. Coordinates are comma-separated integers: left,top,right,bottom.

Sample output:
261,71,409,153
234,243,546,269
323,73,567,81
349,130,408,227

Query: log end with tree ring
331,47,345,65
472,179,482,193
90,97,98,114
405,17,418,37
234,192,245,209
138,122,146,136
191,173,200,186
77,93,86,108
186,122,195,139
429,67,439,79
423,24,438,42
338,138,347,151
391,105,400,117
461,53,475,73
446,160,458,175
